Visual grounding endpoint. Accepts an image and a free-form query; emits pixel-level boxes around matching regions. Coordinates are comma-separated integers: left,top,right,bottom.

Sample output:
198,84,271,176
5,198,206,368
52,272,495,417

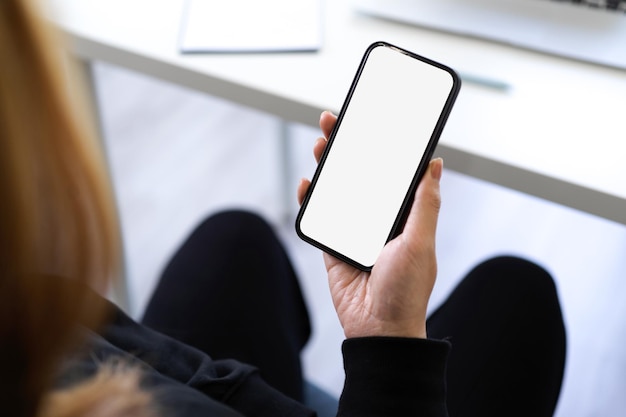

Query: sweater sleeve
338,337,450,417
71,294,315,417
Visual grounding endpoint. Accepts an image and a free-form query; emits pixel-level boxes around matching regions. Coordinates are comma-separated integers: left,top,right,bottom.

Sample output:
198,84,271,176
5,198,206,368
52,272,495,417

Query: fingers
313,137,326,163
313,111,337,162
297,178,311,205
403,158,443,247
299,111,336,204
319,111,337,139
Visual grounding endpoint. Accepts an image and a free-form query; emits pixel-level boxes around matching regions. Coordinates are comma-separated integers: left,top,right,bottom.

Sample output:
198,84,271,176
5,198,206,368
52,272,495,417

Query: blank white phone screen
298,44,456,269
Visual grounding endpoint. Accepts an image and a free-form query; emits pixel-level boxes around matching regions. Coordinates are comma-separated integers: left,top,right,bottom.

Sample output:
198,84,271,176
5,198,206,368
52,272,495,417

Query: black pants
142,210,566,417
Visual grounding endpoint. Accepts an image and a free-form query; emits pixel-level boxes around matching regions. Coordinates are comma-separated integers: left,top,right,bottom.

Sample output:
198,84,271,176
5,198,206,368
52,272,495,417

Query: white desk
50,0,626,225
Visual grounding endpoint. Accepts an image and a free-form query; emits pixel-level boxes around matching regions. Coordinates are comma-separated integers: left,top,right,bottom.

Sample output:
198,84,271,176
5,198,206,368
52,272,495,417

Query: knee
468,255,565,334
449,257,566,415
460,256,563,326
469,256,557,300
204,209,270,228
193,209,276,246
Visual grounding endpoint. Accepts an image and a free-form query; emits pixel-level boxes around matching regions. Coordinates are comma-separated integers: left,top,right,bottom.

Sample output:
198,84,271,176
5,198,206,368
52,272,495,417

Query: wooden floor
94,61,626,417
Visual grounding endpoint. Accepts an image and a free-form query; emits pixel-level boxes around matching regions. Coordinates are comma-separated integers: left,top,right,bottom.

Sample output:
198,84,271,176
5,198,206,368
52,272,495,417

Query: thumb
402,158,443,246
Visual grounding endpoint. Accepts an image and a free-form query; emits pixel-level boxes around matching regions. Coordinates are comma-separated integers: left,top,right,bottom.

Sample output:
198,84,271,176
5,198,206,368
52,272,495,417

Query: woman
0,0,566,416
0,0,159,415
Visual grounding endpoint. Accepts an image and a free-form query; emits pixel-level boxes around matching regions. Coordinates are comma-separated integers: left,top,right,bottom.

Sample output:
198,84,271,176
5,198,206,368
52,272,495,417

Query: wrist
343,321,427,339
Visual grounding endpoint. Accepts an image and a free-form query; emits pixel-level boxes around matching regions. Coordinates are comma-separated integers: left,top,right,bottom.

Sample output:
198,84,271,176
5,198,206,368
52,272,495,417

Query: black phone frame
295,41,462,271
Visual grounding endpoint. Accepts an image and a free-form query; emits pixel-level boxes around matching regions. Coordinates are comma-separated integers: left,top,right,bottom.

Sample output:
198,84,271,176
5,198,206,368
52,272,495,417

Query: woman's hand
297,111,443,340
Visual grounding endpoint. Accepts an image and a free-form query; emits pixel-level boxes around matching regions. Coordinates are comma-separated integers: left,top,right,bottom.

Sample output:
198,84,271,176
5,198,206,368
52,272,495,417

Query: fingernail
431,158,443,181
320,110,334,120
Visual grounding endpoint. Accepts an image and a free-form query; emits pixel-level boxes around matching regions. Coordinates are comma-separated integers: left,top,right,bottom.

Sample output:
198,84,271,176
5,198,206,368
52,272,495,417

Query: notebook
180,0,322,53
355,0,626,69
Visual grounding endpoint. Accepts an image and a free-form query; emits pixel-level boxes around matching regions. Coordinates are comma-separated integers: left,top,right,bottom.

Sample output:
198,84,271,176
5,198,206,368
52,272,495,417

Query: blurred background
93,60,626,417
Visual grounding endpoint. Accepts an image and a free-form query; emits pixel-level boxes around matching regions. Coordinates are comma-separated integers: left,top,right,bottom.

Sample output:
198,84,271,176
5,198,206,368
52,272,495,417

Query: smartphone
296,41,461,271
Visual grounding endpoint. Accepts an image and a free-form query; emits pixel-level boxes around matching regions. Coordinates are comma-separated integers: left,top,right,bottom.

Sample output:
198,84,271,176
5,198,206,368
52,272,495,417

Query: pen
458,71,511,91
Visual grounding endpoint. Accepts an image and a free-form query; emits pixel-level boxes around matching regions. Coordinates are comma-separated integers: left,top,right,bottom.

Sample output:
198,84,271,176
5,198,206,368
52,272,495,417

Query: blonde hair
0,0,151,416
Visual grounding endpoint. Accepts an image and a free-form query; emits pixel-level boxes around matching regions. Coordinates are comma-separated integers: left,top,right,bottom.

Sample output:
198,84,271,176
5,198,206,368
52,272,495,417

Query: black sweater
59,299,450,417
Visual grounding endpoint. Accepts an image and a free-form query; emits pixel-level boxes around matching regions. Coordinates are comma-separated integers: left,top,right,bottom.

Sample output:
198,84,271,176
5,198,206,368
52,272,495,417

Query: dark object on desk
356,0,626,70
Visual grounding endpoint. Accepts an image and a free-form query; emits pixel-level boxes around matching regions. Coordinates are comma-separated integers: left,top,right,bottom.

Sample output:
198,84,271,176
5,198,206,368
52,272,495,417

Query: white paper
180,0,322,53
